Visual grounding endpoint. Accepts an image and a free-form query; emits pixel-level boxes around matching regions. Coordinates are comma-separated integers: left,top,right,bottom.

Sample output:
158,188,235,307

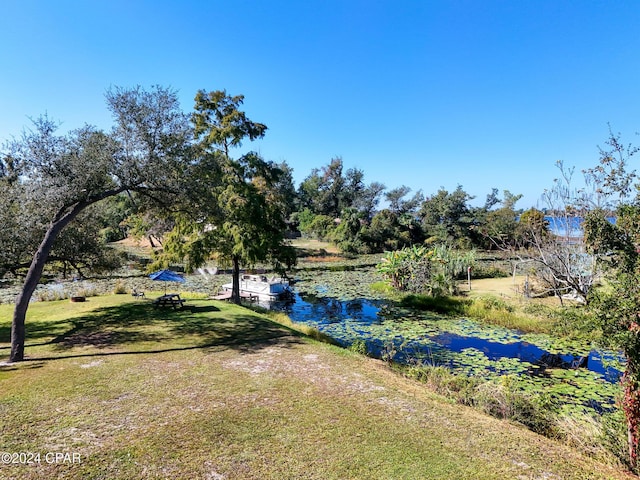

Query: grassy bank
0,296,633,479
385,276,596,340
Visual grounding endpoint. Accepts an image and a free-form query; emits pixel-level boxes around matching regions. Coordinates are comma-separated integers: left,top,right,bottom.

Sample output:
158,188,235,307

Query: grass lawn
464,276,559,305
0,295,633,479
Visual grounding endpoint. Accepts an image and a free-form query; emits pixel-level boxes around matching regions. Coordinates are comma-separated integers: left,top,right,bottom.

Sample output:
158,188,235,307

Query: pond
270,268,623,414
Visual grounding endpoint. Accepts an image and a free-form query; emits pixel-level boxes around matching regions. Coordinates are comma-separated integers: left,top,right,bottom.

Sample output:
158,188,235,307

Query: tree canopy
583,131,640,469
3,85,192,362
157,89,295,304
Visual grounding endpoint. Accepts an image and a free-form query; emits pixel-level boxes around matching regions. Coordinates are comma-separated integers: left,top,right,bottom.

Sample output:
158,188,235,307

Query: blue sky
1,0,639,208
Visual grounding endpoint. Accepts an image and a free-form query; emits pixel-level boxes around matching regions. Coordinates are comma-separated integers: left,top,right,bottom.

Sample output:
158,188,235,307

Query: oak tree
4,85,191,362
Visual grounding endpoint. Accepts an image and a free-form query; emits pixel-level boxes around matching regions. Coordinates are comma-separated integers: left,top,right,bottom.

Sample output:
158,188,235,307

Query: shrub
113,280,127,294
600,409,632,468
473,376,557,436
469,264,509,279
349,339,368,356
377,245,475,295
550,306,597,339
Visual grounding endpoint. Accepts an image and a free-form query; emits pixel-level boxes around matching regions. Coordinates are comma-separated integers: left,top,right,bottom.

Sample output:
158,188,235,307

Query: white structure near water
221,274,292,300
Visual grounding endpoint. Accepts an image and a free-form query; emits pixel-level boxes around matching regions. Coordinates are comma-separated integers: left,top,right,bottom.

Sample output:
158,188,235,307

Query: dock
210,291,258,302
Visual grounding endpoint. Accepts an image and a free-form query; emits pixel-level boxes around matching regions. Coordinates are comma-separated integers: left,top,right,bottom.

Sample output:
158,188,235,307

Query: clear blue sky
2,0,639,208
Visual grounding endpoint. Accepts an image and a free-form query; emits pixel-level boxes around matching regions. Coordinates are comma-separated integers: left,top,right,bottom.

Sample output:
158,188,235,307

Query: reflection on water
281,293,384,324
429,331,620,382
271,292,622,383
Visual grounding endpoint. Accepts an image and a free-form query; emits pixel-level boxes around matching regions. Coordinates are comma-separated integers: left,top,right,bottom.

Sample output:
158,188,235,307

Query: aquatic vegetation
280,268,624,420
308,313,617,411
293,266,384,301
296,253,382,270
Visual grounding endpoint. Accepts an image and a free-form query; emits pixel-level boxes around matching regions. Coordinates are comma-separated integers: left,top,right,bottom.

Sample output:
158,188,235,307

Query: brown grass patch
299,255,344,263
113,236,156,248
463,276,561,307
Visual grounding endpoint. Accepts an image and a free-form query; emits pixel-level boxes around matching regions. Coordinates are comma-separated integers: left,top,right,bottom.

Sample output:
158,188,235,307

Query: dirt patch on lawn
464,276,562,307
114,237,156,249
465,276,523,298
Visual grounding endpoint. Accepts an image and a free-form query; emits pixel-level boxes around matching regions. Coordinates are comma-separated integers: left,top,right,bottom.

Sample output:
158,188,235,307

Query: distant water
545,216,583,237
542,216,616,237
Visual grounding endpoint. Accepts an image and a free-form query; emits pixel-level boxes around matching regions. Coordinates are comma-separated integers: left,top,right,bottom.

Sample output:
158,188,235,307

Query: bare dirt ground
466,276,523,297
463,276,562,307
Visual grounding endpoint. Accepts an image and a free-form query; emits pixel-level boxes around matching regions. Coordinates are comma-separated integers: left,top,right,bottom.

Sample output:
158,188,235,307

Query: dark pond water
427,331,620,381
271,292,623,383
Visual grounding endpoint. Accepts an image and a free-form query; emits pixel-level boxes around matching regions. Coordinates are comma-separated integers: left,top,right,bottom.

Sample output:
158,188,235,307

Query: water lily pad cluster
293,266,384,301
283,268,624,417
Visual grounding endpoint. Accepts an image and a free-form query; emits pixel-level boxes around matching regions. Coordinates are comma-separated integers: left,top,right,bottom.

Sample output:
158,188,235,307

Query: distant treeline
95,157,547,255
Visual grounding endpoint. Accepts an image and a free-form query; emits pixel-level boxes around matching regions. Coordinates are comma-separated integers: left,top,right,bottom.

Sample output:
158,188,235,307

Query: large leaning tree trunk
11,194,122,361
4,85,191,362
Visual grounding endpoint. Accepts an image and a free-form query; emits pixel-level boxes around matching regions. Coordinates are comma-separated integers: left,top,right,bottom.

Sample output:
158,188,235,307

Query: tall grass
464,295,550,333
261,310,340,345
400,293,553,333
400,361,628,468
34,285,99,302
402,363,555,434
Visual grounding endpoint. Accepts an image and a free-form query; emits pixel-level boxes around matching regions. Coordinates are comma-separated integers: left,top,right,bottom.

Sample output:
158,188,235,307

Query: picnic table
153,293,185,309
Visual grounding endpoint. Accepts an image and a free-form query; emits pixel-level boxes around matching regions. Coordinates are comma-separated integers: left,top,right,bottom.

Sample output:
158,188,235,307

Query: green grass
0,296,631,479
400,293,543,331
397,293,592,336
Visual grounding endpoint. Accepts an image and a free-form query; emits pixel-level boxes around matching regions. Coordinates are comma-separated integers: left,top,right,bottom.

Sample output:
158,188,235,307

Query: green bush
377,245,475,295
465,264,509,279
113,280,127,294
349,339,368,356
400,294,466,315
550,306,597,339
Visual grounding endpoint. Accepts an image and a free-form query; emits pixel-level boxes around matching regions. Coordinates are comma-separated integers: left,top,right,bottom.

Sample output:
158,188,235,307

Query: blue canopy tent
149,269,186,294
